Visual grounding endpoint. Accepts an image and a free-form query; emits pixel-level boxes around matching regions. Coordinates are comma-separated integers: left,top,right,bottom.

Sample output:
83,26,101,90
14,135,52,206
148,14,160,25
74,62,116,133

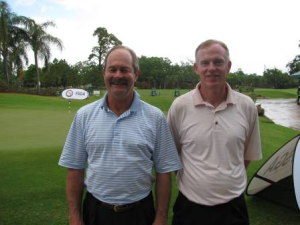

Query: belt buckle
113,205,120,212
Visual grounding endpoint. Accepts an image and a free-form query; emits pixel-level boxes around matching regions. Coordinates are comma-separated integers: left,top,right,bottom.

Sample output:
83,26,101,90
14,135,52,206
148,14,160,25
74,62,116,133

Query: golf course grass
0,89,299,224
255,88,297,99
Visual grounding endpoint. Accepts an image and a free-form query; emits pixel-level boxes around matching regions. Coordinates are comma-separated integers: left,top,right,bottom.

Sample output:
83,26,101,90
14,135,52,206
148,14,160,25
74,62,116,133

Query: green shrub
0,81,9,91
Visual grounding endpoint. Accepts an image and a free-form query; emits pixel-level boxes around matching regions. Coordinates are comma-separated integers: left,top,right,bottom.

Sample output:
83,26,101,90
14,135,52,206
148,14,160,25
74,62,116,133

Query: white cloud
41,5,47,13
15,0,36,6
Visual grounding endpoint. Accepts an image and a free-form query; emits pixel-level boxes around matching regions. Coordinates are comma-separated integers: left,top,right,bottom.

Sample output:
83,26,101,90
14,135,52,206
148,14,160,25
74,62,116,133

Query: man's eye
214,60,224,66
108,68,116,72
200,61,209,66
121,69,129,73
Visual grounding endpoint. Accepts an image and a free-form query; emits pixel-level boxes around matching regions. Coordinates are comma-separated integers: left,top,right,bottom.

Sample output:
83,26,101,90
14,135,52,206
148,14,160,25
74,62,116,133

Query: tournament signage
62,89,89,100
293,138,300,210
61,89,89,113
246,134,300,210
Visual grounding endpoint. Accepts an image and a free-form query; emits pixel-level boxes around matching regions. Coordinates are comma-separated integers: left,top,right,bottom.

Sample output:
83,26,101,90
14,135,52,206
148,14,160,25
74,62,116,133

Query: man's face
103,49,139,101
194,43,231,90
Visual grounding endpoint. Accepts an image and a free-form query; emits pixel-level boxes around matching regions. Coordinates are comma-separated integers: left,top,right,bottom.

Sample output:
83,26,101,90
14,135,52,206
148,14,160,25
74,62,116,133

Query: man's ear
135,69,140,82
193,63,199,75
227,61,232,73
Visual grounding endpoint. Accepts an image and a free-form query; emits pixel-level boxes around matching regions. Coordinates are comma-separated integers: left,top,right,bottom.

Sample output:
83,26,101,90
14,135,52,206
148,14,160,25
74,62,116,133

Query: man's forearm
66,168,84,225
244,160,251,170
154,172,172,225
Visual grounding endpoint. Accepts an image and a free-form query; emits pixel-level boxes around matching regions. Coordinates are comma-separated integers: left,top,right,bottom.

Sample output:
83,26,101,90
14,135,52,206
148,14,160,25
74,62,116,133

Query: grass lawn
255,88,297,99
0,89,300,224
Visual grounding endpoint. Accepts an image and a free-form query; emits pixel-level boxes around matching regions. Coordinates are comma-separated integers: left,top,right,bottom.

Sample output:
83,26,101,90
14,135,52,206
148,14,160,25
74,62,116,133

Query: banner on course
246,134,300,211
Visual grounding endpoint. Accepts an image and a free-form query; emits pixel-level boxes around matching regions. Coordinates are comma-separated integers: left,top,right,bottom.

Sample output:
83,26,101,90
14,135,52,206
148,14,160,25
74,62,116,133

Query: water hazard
256,99,300,131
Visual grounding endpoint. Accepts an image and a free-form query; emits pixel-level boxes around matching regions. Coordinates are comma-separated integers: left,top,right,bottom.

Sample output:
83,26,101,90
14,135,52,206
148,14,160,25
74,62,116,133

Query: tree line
20,57,300,91
1,0,300,94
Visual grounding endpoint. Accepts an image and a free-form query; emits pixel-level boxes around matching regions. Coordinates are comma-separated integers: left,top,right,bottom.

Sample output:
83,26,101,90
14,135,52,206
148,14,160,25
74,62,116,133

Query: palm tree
8,41,28,82
0,0,29,85
26,19,63,93
88,27,122,70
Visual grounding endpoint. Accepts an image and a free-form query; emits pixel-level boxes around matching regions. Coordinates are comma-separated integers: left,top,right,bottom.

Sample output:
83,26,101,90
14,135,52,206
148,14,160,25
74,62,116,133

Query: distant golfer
59,46,182,225
167,39,262,225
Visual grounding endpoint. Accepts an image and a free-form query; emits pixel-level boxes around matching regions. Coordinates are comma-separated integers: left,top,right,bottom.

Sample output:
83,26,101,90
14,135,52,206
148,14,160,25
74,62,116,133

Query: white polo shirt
167,83,262,206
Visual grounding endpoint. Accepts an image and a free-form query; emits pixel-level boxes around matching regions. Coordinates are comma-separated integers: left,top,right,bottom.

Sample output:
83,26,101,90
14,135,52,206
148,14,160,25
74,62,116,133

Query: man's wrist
69,212,83,225
153,211,168,225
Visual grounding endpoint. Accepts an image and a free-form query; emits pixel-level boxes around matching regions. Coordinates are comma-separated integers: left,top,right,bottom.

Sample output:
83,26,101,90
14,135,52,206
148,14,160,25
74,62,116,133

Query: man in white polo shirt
167,39,262,225
59,46,182,225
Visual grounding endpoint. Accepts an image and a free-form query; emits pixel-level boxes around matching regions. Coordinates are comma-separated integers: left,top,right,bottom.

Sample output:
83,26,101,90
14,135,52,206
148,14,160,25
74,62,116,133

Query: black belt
87,192,142,213
99,201,141,212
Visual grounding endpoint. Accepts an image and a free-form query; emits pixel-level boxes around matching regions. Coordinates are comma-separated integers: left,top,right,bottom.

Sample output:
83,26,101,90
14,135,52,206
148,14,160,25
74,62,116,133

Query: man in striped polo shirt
59,46,182,225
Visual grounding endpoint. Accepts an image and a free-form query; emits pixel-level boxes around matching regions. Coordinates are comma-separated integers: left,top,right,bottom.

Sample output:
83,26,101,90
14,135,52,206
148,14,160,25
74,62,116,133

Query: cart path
256,99,300,131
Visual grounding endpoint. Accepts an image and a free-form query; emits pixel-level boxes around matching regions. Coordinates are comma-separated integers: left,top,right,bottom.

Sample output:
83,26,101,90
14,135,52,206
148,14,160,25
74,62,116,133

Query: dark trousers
172,192,250,225
83,192,155,225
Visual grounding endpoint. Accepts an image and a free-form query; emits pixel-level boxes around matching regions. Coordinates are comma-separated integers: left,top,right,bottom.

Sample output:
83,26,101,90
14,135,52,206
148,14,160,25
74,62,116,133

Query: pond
256,99,300,131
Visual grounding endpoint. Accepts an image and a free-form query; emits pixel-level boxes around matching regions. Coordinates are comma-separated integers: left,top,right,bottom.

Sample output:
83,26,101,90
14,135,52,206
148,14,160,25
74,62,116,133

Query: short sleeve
58,111,87,169
244,104,262,161
153,112,182,173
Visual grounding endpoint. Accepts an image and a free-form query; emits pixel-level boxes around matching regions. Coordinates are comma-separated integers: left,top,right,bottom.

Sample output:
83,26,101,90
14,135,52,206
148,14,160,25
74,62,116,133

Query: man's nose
114,70,123,78
207,62,216,70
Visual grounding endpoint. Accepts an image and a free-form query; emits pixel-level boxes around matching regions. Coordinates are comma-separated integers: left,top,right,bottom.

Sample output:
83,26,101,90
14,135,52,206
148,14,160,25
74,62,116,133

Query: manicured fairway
0,90,299,224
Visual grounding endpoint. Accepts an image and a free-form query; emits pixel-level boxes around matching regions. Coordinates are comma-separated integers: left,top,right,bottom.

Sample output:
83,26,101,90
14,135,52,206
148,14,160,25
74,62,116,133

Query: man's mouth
206,74,219,78
110,78,128,85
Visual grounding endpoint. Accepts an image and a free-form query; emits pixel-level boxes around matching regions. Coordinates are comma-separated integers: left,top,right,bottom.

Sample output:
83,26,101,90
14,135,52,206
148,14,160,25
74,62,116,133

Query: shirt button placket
113,120,119,144
214,110,219,128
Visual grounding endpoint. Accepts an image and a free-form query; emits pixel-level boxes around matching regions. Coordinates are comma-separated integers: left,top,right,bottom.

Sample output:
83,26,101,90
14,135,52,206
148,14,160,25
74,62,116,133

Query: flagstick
68,100,71,113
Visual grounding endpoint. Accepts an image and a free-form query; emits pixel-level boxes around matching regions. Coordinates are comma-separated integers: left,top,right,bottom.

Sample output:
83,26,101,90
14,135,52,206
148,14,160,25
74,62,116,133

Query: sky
7,0,300,75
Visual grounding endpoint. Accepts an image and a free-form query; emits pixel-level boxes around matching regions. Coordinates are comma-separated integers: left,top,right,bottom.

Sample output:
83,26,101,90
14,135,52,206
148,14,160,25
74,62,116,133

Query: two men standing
59,40,262,225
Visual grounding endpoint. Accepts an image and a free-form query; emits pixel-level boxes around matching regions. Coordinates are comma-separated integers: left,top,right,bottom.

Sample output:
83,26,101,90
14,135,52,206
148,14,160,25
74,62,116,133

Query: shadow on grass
247,196,300,225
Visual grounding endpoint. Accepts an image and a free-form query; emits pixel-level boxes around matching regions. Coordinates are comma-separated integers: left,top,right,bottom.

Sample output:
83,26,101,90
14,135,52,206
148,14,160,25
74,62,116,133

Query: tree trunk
99,51,102,71
163,80,167,89
3,48,9,85
34,51,40,93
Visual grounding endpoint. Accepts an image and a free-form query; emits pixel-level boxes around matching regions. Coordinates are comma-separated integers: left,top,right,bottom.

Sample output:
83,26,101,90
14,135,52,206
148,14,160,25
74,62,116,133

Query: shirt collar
192,82,236,107
100,90,141,112
130,91,141,112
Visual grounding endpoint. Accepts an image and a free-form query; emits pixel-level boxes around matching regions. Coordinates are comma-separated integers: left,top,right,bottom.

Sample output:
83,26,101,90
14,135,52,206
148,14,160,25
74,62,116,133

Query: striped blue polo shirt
59,91,182,204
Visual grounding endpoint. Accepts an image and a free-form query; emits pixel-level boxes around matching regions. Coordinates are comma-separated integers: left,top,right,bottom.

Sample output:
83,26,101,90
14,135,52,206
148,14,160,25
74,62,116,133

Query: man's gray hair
195,39,230,61
103,46,139,74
